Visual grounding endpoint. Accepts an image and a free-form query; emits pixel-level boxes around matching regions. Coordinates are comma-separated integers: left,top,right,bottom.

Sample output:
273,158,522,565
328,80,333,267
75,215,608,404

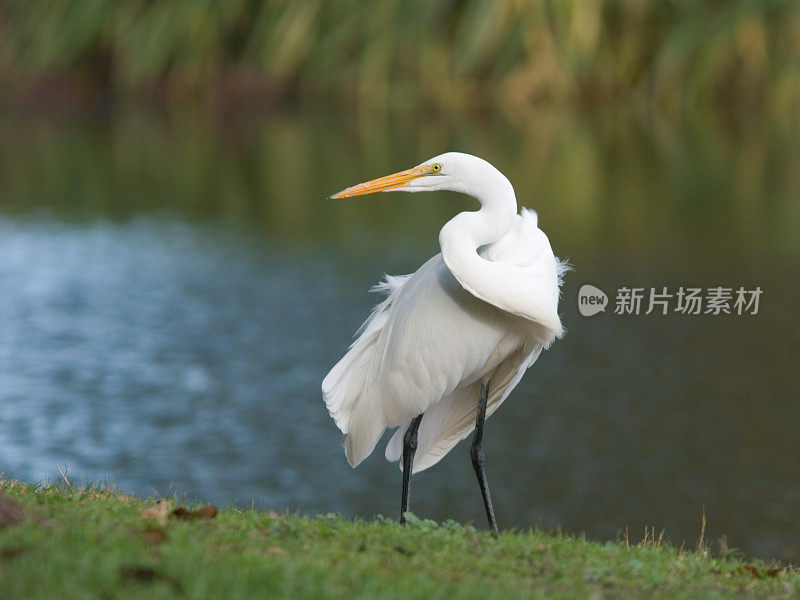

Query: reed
1,0,799,116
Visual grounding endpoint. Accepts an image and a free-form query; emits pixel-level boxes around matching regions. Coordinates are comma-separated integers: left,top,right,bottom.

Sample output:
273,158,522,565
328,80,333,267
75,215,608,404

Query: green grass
0,479,796,599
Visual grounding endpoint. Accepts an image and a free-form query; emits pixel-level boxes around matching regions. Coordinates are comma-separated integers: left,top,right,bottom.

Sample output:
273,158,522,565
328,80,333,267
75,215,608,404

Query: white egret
323,152,566,533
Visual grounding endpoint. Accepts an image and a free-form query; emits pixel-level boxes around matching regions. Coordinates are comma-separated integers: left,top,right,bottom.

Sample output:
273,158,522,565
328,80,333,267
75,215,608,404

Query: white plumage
323,153,566,478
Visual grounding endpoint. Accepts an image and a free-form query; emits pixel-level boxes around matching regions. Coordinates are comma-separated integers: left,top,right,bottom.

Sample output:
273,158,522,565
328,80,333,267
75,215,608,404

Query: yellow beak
329,166,426,199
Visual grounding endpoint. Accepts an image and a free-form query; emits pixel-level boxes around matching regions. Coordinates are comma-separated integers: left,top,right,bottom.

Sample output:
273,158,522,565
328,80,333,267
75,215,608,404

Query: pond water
1,106,798,561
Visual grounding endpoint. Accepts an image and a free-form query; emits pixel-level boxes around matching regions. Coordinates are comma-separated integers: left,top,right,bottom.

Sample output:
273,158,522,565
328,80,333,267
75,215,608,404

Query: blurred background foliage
1,0,799,120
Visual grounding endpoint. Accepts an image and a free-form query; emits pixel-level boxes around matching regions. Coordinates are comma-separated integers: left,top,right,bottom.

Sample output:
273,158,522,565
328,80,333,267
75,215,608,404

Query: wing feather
385,347,542,473
321,273,411,435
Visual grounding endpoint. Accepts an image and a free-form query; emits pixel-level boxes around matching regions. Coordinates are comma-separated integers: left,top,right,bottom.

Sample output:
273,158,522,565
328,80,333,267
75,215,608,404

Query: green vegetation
0,479,796,599
1,0,799,115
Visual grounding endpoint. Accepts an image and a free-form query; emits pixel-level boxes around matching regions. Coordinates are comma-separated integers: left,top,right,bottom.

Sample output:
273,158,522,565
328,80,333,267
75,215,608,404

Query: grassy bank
0,479,795,599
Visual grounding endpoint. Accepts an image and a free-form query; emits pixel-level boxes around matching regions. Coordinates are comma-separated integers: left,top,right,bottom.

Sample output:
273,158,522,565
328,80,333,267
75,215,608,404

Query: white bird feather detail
322,198,566,472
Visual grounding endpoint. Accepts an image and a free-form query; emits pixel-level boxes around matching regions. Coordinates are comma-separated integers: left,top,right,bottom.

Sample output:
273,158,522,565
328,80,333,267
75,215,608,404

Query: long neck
438,174,517,281
436,169,563,337
437,176,529,325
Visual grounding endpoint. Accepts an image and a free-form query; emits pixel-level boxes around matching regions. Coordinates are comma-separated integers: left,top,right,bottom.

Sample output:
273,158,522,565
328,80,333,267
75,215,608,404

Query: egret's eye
432,163,442,173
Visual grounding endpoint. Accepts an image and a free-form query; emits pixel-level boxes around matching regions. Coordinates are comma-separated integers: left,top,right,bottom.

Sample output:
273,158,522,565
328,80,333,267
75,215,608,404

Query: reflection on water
0,107,798,561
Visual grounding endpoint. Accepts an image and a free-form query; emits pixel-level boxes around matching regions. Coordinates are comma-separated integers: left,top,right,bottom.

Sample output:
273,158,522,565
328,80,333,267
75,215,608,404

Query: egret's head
329,152,504,199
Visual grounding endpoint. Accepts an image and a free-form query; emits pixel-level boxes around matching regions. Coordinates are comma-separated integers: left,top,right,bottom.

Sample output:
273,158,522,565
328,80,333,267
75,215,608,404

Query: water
1,107,799,561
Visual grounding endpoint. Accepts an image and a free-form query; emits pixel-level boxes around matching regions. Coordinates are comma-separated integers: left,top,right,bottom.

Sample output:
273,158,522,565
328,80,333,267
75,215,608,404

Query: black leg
400,413,424,523
471,380,499,535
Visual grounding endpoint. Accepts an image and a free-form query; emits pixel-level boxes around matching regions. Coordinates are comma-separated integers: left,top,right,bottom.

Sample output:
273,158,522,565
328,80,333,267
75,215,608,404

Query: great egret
323,152,566,533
